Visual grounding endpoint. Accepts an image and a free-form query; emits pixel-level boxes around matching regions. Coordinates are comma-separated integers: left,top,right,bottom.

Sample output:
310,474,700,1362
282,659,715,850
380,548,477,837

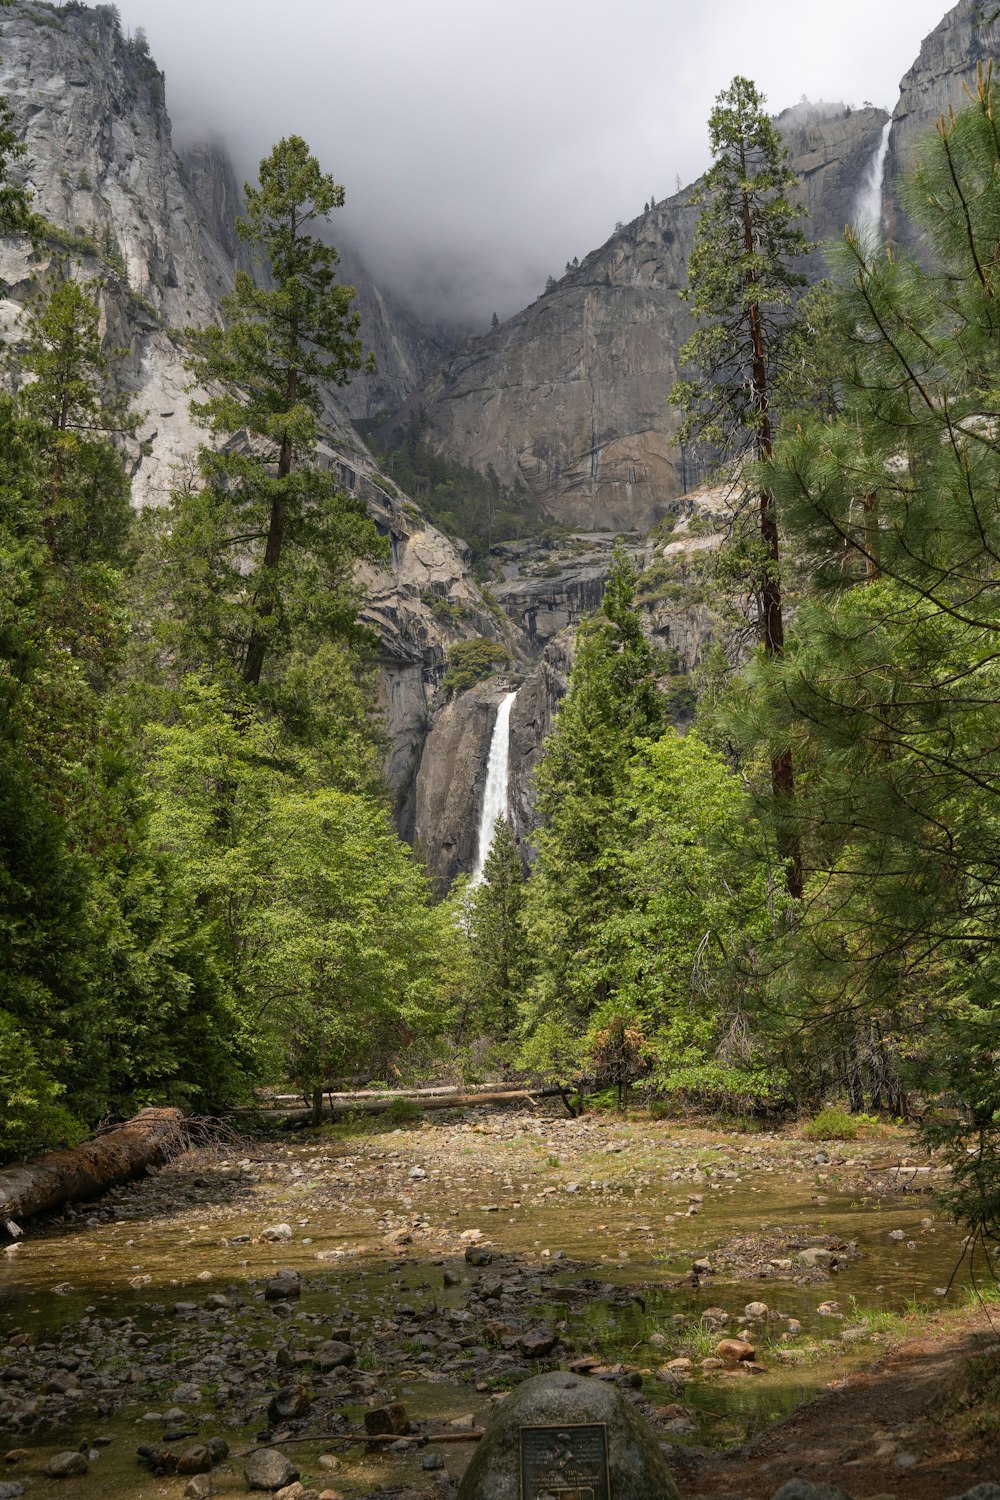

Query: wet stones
177,1444,214,1475
245,1447,300,1490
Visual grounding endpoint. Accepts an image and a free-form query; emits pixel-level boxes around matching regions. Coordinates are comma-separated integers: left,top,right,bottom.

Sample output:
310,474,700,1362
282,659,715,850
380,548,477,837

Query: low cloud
115,0,950,329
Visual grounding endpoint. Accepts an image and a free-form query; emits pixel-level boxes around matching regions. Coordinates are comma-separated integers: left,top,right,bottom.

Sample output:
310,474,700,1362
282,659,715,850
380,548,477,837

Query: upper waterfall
853,119,892,240
470,691,517,886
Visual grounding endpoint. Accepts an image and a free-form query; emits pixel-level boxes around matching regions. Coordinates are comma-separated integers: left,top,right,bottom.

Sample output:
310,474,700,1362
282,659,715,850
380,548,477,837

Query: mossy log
0,1106,187,1234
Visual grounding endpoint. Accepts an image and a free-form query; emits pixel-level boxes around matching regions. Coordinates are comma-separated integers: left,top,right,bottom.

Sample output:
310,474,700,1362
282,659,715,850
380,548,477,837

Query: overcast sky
113,0,953,327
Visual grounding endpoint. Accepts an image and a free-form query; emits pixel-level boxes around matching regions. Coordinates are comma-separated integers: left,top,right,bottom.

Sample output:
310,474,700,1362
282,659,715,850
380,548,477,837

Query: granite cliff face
884,0,1000,247
388,106,889,535
0,0,519,883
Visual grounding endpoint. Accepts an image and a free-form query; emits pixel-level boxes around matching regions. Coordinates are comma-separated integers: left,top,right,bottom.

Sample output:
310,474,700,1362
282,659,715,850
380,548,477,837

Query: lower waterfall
853,119,892,240
470,690,517,886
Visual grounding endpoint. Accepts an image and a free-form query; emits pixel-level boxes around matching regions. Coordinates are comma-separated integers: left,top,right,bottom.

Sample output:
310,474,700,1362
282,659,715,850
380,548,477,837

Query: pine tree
465,819,528,1048
524,548,663,1049
182,136,383,689
748,65,1000,1205
671,76,809,895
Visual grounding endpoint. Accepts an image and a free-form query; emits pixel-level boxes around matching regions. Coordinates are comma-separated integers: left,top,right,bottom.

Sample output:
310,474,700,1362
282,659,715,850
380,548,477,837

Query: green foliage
359,419,542,560
801,1108,878,1141
184,135,384,689
463,820,528,1055
670,75,809,463
442,637,511,695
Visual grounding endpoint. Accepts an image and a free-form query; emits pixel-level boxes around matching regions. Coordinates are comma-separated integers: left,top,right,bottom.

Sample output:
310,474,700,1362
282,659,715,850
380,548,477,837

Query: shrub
443,638,511,695
801,1107,881,1140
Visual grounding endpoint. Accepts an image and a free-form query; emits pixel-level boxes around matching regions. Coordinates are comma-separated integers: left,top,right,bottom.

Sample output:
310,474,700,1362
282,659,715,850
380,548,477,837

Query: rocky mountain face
884,0,1000,247
385,106,889,535
4,0,993,890
0,0,518,883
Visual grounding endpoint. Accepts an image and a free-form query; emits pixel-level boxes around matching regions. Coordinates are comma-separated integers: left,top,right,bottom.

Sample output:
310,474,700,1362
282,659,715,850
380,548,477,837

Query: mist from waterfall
470,691,517,887
853,119,892,240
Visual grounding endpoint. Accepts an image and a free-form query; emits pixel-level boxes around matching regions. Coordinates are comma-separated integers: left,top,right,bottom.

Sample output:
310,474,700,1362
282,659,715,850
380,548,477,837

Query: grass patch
801,1108,883,1141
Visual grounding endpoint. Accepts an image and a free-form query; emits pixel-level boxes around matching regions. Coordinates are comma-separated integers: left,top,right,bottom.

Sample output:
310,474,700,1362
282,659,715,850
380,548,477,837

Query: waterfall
853,119,892,241
470,691,517,886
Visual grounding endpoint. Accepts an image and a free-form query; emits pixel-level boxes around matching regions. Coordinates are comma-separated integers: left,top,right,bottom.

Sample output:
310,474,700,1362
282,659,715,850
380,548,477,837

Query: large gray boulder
457,1370,680,1500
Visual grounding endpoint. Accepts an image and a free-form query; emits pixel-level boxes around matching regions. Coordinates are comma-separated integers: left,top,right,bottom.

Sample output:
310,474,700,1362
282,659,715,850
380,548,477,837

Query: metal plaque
519,1422,611,1500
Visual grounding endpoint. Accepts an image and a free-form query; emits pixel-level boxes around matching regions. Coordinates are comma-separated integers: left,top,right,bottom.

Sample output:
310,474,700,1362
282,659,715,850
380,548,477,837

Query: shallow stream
0,1109,983,1497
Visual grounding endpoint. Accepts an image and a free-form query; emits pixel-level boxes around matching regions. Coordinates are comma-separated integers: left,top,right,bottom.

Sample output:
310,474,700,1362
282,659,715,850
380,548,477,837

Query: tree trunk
0,1107,186,1233
242,355,298,688
742,191,802,900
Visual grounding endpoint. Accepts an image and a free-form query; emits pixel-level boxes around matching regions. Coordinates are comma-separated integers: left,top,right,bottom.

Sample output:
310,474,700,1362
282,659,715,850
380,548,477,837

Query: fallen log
238,1087,559,1128
0,1107,187,1235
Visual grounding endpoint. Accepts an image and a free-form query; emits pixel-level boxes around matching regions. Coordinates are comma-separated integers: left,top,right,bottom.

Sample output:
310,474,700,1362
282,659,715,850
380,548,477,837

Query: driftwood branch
0,1107,187,1234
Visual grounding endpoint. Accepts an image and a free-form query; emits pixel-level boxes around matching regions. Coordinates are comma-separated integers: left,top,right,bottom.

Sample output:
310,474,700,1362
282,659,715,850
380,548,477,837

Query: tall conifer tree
672,76,808,894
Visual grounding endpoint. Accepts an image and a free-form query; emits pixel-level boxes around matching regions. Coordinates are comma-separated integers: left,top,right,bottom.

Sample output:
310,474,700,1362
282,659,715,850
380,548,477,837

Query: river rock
519,1328,559,1358
798,1247,836,1269
315,1340,355,1370
0,1484,23,1500
268,1386,311,1423
177,1444,213,1475
946,1488,1000,1500
184,1477,214,1500
771,1484,853,1500
245,1449,300,1490
364,1402,410,1436
456,1369,680,1500
717,1338,755,1362
265,1270,301,1301
43,1451,89,1478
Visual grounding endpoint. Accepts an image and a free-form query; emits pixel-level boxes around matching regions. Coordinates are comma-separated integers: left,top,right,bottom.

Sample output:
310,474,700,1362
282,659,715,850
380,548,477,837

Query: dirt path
676,1309,1000,1499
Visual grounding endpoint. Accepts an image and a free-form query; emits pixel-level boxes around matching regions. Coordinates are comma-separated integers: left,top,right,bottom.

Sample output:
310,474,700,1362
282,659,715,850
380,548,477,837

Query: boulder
268,1386,311,1423
716,1339,755,1362
456,1369,680,1500
245,1449,300,1491
364,1402,410,1436
42,1452,89,1479
315,1340,356,1371
265,1270,301,1301
771,1484,853,1500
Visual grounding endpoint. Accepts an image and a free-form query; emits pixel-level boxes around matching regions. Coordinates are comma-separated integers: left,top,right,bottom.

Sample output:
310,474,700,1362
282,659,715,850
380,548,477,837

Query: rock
519,1328,559,1358
261,1224,294,1242
464,1245,493,1267
43,1451,89,1478
457,1370,680,1500
315,1340,355,1371
268,1386,312,1423
177,1445,213,1475
0,1484,23,1500
245,1449,300,1491
771,1484,853,1500
716,1339,755,1363
364,1403,410,1436
184,1478,214,1500
797,1247,836,1269
816,1301,840,1316
946,1488,1000,1500
265,1270,301,1301
207,1438,229,1463
744,1301,769,1319
422,1452,445,1471
692,1258,715,1275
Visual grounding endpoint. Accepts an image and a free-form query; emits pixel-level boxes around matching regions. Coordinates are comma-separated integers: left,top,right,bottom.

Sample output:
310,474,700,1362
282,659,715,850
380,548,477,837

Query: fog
112,0,951,329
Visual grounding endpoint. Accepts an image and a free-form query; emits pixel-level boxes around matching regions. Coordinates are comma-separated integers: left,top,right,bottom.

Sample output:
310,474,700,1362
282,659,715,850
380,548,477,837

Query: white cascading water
470,691,517,886
853,119,892,241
